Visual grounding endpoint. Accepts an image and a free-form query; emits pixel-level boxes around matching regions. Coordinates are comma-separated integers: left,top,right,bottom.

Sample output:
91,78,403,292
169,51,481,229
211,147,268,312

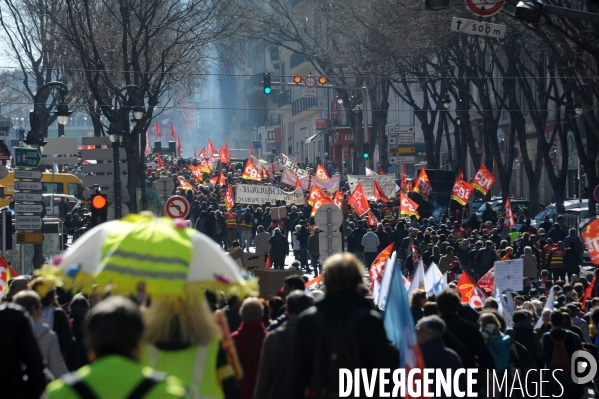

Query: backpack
548,333,572,376
310,308,370,399
483,329,511,372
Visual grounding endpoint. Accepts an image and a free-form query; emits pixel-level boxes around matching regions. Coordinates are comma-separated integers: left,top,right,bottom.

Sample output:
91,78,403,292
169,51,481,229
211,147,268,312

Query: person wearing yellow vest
225,210,238,248
143,291,239,399
46,296,187,399
238,209,253,252
546,241,566,281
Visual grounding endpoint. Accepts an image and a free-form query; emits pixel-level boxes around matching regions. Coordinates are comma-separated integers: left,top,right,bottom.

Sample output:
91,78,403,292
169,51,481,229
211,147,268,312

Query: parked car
476,199,543,222
42,194,83,218
531,199,588,228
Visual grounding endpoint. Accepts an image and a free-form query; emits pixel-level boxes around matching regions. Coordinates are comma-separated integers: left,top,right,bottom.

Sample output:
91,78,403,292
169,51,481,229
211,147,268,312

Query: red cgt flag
178,176,193,191
373,180,389,202
261,166,271,180
207,139,217,155
348,183,369,216
170,123,176,139
368,210,380,227
294,177,301,190
199,147,206,160
504,195,515,228
219,145,230,164
154,121,162,138
413,169,433,202
176,136,183,156
457,270,487,308
219,172,227,186
224,142,231,160
368,242,394,289
399,192,419,218
472,164,495,196
450,178,474,206
310,196,335,216
243,159,261,181
333,191,343,208
315,164,330,179
308,184,328,206
225,185,235,210
582,218,599,266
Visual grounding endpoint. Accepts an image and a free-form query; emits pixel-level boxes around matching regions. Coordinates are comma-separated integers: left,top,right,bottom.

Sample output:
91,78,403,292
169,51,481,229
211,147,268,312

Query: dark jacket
351,227,368,252
285,212,299,232
204,214,216,236
375,230,391,253
297,226,309,246
71,315,90,369
505,320,543,368
420,339,464,398
394,227,408,250
547,227,567,243
563,247,583,274
0,303,46,399
441,314,495,370
269,232,289,256
287,292,399,399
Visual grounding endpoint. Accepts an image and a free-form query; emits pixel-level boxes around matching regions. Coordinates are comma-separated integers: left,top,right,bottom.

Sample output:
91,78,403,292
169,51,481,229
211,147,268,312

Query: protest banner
347,175,395,200
235,184,305,206
281,153,309,177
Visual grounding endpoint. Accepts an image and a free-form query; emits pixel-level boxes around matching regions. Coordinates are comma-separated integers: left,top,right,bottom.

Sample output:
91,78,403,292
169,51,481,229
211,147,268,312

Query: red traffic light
319,76,327,85
92,195,107,209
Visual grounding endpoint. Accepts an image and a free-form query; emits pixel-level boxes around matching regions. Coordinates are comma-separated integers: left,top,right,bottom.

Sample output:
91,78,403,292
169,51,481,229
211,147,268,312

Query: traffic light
263,73,272,94
293,75,302,84
363,142,370,159
318,76,327,85
90,194,108,227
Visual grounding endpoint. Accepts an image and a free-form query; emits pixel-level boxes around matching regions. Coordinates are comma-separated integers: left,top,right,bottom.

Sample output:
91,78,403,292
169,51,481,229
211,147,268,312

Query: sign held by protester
493,259,523,292
347,175,395,200
281,153,309,177
235,184,305,206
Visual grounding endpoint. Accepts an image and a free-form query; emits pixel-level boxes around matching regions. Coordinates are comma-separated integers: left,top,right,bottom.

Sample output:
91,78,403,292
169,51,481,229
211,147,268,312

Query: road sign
451,17,506,39
14,181,43,191
304,76,317,89
389,156,416,164
303,88,317,98
165,195,190,219
16,232,44,244
398,134,415,145
389,147,415,154
387,125,414,135
153,177,175,200
14,147,41,168
14,193,43,202
15,204,44,213
464,0,505,16
16,216,43,230
14,169,43,180
388,135,398,146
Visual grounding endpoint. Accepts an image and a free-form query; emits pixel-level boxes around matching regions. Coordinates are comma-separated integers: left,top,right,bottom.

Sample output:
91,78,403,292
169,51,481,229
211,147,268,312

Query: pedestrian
195,210,207,234
239,208,254,251
564,228,584,256
253,225,271,262
563,242,583,278
269,228,289,270
254,291,314,399
297,220,310,270
410,289,427,325
307,227,321,275
521,246,538,279
291,225,301,261
351,220,368,264
361,227,380,268
68,295,91,369
375,223,390,253
46,296,187,399
546,241,567,281
231,298,267,399
286,253,399,399
437,246,457,274
13,290,68,380
225,207,239,247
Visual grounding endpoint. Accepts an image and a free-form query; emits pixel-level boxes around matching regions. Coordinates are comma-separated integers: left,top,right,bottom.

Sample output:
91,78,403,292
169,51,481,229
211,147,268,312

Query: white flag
408,259,426,296
534,286,555,328
424,262,443,293
377,252,398,312
495,287,514,328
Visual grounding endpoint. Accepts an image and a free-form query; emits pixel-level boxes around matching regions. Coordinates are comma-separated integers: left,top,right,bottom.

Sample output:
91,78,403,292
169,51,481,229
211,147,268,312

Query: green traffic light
364,153,369,159
264,87,271,94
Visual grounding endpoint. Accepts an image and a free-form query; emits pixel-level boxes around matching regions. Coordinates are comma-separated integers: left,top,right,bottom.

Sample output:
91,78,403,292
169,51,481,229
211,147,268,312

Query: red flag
156,152,163,169
154,121,162,138
310,196,335,216
265,256,272,270
225,185,235,210
348,183,370,216
477,266,495,294
170,123,176,139
219,146,230,164
413,169,433,202
457,168,464,180
405,180,413,192
502,248,513,260
178,176,193,191
176,136,183,156
145,131,151,156
400,166,407,191
368,243,394,289
373,180,389,202
306,273,323,289
368,210,380,226
450,178,475,206
582,276,597,309
188,164,203,181
582,218,599,266
261,166,271,180
199,147,206,160
224,142,231,160
207,139,217,155
243,159,261,181
378,166,385,175
315,164,330,179
219,172,227,186
333,191,343,208
412,244,420,266
210,176,218,186
294,177,301,190
504,195,515,228
250,142,254,157
308,184,328,206
457,270,487,308
399,192,419,219
194,147,197,159
472,164,495,196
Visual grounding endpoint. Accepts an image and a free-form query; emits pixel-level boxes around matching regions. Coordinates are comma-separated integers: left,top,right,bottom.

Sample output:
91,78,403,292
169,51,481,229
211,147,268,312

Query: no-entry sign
464,0,505,17
165,195,190,219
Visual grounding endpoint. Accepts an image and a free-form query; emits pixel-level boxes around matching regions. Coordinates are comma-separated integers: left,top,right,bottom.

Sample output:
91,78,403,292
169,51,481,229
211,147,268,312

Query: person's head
524,246,532,255
563,284,575,299
274,227,282,235
284,275,306,295
416,315,446,345
12,290,42,321
512,309,534,325
28,277,56,307
322,253,365,294
436,289,461,316
541,308,552,324
86,296,145,361
69,295,91,318
7,276,29,298
483,297,499,310
479,312,501,333
591,308,599,326
410,289,427,309
257,225,264,233
550,310,564,328
285,290,315,318
445,246,454,255
423,302,438,317
513,295,524,307
557,241,564,249
239,297,264,322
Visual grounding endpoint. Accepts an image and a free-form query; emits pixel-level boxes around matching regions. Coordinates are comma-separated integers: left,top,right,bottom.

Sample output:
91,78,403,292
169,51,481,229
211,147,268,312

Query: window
268,131,275,141
69,183,84,200
42,183,64,194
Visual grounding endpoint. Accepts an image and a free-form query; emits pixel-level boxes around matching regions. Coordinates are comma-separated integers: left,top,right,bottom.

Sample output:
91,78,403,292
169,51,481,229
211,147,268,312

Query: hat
450,260,460,267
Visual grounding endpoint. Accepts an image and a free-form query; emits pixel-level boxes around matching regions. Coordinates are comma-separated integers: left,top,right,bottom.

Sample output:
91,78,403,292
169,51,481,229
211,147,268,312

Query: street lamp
337,96,343,105
110,85,145,219
442,93,451,109
575,104,583,117
456,116,461,125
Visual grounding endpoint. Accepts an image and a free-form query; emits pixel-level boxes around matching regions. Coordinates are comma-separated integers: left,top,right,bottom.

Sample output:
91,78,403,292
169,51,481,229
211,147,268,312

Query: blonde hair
145,290,220,346
322,253,365,294
410,289,427,308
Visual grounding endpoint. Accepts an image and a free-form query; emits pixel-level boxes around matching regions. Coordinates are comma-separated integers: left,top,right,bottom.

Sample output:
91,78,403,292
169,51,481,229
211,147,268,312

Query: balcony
278,90,291,108
292,97,318,116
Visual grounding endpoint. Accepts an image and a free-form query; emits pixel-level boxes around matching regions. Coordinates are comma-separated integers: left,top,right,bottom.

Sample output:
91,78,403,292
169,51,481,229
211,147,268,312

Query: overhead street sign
387,126,414,135
16,216,43,230
15,204,44,213
398,134,415,145
389,147,415,154
14,170,43,180
16,232,44,244
15,181,43,191
389,156,416,164
14,193,43,202
451,17,506,39
464,0,505,16
304,76,317,89
14,147,41,168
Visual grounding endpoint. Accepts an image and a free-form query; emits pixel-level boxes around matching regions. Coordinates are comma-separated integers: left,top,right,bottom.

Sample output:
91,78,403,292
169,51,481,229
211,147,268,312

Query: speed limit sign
304,76,317,89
